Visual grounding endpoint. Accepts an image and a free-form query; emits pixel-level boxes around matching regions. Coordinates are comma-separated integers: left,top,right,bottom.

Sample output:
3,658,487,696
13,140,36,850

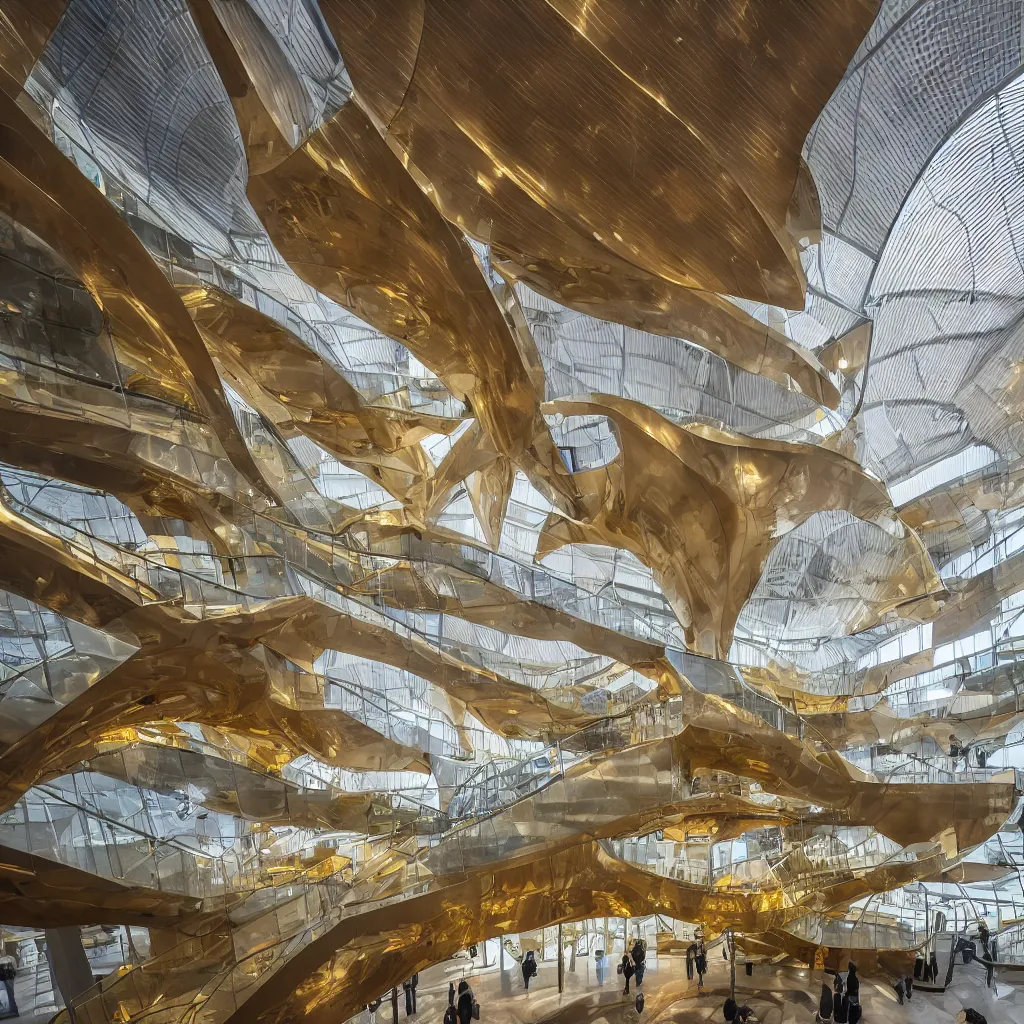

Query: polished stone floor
368,947,1024,1024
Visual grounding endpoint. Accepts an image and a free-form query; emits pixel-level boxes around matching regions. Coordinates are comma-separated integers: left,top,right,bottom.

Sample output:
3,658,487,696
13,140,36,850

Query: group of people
618,938,647,994
409,932,1005,1024
814,963,861,1023
401,937,1000,1024
441,980,478,1024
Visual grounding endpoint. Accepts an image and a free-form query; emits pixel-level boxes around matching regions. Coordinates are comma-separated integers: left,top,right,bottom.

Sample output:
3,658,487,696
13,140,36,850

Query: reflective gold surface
324,0,853,305
184,0,297,175
537,394,940,656
7,3,1024,1022
0,596,434,812
82,725,410,833
319,0,857,406
238,105,576,517
178,283,461,509
61,815,993,1024
183,0,577,525
0,80,268,499
539,1,877,247
0,0,66,99
0,842,206,928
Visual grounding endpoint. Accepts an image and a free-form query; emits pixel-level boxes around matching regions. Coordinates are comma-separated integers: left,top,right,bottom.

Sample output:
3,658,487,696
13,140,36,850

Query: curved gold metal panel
326,0,797,304
537,394,941,656
540,1,879,242
243,100,575,506
319,0,850,405
83,727,409,833
0,0,67,97
178,283,462,509
0,843,205,928
0,84,268,498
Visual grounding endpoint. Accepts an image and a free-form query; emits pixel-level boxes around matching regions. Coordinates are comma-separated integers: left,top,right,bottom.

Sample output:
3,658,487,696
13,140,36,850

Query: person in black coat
456,981,474,1024
845,962,859,1006
830,971,848,1024
834,964,859,1024
0,960,16,1020
630,939,646,987
814,982,833,1023
521,950,537,990
621,953,635,994
977,921,996,987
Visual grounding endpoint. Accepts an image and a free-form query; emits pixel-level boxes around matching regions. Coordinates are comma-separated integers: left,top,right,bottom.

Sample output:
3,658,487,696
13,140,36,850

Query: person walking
0,956,17,1020
620,952,635,995
443,984,457,1024
521,950,537,990
893,976,907,1005
630,938,646,987
694,939,708,992
830,970,848,1023
977,921,996,987
845,962,859,1008
842,963,861,1023
456,981,475,1024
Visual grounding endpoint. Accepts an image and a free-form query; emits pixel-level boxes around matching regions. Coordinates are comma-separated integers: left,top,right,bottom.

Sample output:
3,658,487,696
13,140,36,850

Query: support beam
45,928,93,1022
557,923,564,993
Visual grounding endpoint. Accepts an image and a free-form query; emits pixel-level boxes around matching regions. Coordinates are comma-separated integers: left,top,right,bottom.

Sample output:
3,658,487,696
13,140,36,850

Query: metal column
729,928,736,1001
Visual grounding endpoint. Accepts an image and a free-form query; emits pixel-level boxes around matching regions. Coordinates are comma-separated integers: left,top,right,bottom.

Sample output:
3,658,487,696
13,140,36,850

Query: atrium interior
2,2,1024,1023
